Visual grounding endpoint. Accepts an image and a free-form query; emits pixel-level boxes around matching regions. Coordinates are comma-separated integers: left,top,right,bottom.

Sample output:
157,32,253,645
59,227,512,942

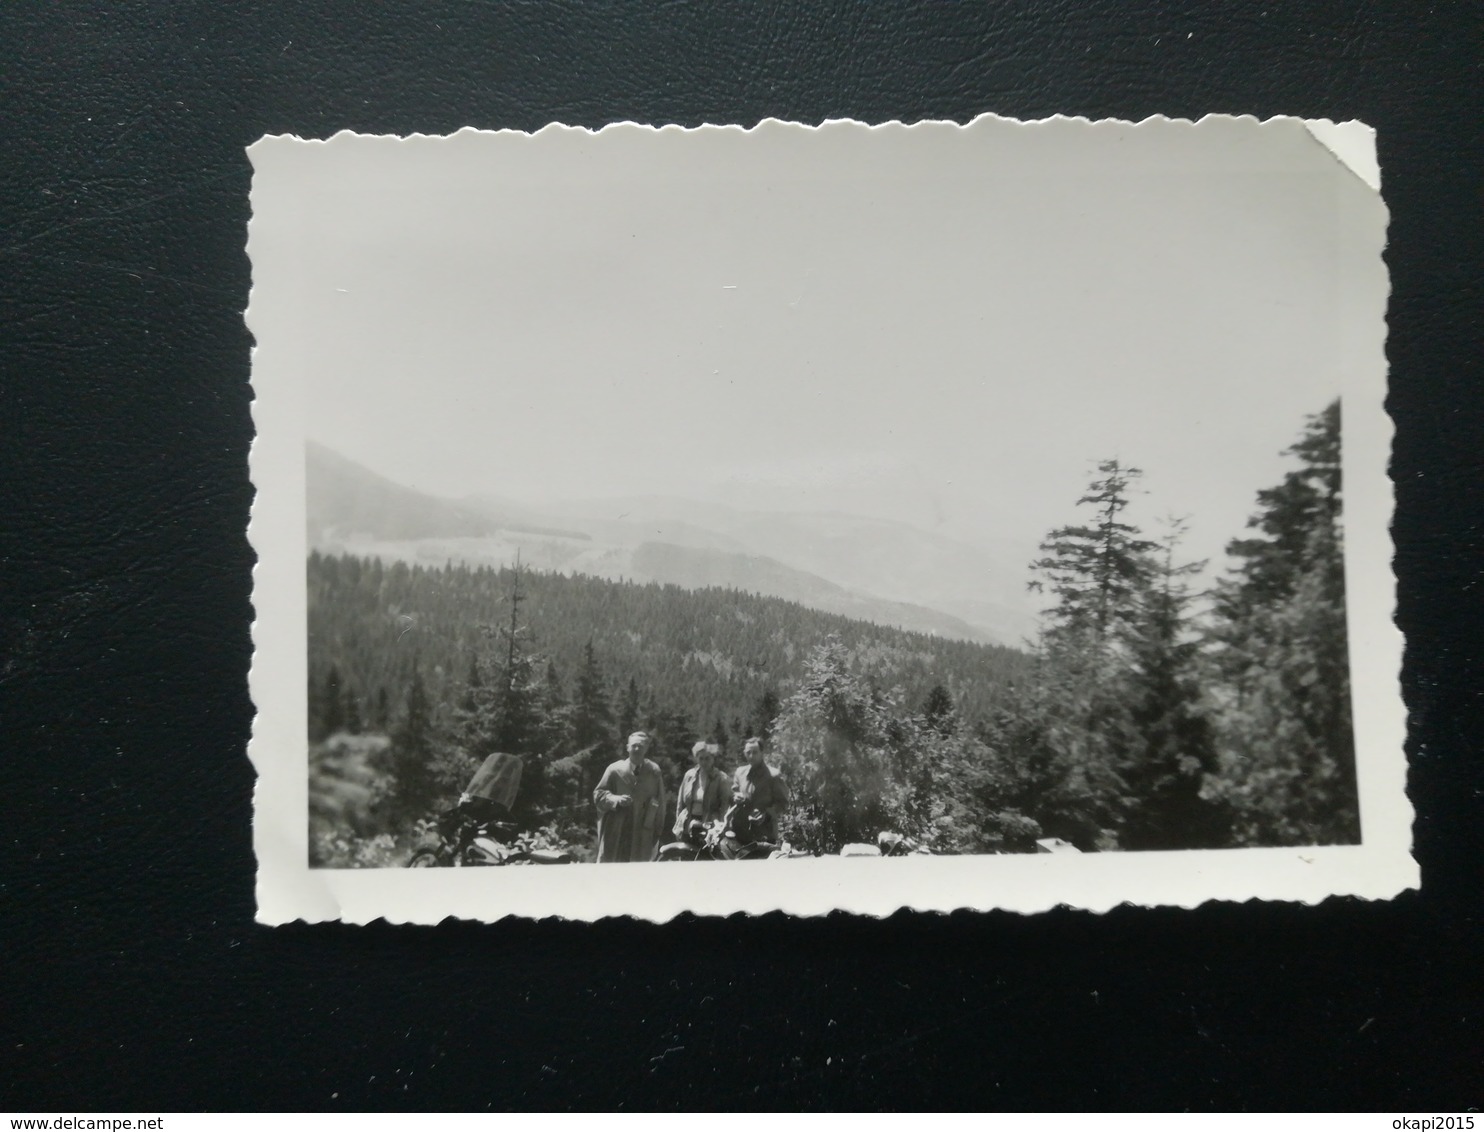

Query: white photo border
246,115,1414,925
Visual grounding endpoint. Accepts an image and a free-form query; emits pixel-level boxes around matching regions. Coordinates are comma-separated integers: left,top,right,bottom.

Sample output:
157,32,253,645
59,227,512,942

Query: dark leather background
2,1,1480,1111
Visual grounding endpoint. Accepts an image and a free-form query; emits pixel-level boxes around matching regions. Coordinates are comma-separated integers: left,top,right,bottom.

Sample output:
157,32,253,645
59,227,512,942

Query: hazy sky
253,117,1383,573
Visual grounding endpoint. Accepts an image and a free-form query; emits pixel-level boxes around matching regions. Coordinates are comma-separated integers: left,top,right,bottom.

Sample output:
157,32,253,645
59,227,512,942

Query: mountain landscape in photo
306,440,1039,647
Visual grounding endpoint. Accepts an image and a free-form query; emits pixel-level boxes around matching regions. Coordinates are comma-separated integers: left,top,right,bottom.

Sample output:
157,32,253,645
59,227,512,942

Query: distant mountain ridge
307,442,588,543
306,442,1036,644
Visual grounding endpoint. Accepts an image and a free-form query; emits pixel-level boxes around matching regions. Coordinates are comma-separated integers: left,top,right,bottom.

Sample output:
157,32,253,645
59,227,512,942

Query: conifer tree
1022,460,1162,847
749,686,781,741
384,664,441,824
539,659,574,754
920,684,957,736
401,666,432,757
650,709,695,784
615,676,641,749
1205,401,1357,845
1220,401,1342,612
321,666,346,737
1118,519,1227,849
450,637,497,760
570,640,613,753
459,655,482,713
486,561,544,757
1031,459,1158,645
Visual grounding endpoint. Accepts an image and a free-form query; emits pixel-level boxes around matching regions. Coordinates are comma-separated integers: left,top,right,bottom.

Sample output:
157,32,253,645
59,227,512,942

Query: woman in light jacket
673,740,729,838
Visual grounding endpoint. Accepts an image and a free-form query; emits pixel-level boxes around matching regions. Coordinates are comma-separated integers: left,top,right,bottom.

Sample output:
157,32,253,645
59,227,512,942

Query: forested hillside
307,557,1031,751
308,401,1359,867
306,440,1033,644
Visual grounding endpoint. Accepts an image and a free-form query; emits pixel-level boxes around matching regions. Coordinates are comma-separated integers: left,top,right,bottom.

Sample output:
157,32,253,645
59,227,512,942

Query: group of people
592,732,788,863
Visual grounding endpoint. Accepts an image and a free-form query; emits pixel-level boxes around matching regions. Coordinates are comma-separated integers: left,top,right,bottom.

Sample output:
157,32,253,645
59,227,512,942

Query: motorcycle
658,803,805,861
718,801,783,860
407,752,574,867
877,830,931,857
657,816,726,862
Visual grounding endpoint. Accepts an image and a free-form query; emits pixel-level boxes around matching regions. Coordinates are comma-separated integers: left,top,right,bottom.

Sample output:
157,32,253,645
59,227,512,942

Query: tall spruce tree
570,640,613,753
487,562,543,757
1118,519,1227,849
450,639,497,760
749,686,781,741
459,655,482,713
538,659,574,754
1031,459,1159,644
615,676,641,750
920,684,957,736
384,663,440,824
1022,460,1161,847
450,565,546,765
1205,401,1358,845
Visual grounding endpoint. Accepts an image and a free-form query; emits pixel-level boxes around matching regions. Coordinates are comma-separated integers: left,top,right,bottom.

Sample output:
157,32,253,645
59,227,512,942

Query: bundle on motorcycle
407,752,573,867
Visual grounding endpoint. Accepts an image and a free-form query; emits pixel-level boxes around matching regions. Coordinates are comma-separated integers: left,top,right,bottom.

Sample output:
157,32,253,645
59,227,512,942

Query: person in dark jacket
731,736,788,843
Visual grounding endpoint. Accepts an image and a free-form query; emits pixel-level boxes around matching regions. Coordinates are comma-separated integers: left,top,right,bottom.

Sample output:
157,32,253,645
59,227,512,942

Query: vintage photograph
246,117,1410,922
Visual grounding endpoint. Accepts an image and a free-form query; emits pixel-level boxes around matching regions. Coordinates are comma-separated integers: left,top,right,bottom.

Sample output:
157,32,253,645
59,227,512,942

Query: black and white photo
246,116,1409,922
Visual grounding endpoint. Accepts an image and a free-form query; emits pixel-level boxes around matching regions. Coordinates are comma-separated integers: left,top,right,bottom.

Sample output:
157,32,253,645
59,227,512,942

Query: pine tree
749,686,781,741
1118,519,1227,849
638,689,661,740
486,560,544,757
1219,401,1342,612
570,640,613,753
1205,401,1357,845
1020,460,1163,847
920,684,957,736
615,676,641,749
321,666,346,737
1031,459,1158,645
650,709,696,785
490,652,543,755
402,667,432,753
539,659,574,754
383,664,442,824
450,641,497,760
459,654,482,713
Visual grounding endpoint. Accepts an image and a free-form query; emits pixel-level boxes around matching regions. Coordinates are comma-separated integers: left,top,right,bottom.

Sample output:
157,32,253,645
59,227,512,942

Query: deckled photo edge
245,113,1413,926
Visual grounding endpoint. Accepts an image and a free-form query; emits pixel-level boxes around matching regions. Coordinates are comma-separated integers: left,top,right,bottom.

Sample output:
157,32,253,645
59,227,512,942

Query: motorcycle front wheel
407,850,444,868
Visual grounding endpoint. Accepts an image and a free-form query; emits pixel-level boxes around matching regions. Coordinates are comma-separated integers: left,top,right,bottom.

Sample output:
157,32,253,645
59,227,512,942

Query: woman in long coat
593,731,666,863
